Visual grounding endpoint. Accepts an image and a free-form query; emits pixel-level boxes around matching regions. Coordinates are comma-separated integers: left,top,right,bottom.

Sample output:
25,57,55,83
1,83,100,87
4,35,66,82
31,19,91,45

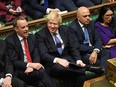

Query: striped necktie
53,33,63,54
83,26,89,45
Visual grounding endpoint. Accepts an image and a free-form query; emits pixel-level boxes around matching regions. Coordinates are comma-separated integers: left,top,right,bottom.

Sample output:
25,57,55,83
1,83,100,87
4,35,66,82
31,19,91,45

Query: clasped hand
2,77,12,87
56,58,69,68
25,63,44,74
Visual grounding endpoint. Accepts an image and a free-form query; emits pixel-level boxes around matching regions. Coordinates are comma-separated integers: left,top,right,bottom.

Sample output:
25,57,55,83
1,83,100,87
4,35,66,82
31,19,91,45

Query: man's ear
14,27,18,32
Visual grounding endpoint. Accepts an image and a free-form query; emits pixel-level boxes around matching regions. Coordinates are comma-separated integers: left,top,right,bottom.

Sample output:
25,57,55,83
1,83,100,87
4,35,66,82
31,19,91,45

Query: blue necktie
53,33,62,54
83,26,89,45
44,0,48,8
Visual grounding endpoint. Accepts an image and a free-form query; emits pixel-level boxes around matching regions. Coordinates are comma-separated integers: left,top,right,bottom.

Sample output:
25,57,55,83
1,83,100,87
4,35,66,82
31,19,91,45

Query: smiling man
36,12,86,87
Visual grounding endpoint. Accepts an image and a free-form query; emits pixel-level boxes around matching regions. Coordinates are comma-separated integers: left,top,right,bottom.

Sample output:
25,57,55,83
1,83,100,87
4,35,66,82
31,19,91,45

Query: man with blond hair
36,12,85,87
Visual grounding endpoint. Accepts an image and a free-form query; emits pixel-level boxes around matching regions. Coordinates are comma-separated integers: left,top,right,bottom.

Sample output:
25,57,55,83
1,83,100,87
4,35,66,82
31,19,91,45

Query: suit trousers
12,77,27,87
47,64,85,87
17,69,56,87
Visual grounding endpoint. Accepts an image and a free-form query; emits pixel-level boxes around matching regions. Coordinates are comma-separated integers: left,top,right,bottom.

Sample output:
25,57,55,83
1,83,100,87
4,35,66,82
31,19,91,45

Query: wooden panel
106,58,116,87
83,76,105,87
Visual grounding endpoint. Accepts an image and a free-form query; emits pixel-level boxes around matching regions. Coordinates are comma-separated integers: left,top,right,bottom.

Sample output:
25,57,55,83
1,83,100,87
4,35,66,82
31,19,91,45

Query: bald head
76,6,90,25
77,6,90,16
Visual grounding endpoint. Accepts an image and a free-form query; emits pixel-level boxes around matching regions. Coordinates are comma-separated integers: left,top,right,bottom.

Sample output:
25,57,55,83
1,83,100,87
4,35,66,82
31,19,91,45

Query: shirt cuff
5,73,12,78
0,78,3,86
76,60,83,64
53,58,59,63
46,8,51,14
93,48,100,53
26,63,30,67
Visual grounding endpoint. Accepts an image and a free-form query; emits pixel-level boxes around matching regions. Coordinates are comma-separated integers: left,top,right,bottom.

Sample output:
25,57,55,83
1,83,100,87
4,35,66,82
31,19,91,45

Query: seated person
0,0,26,23
95,5,116,58
36,11,85,87
72,0,102,7
69,7,109,70
22,0,77,19
0,40,27,87
5,16,57,87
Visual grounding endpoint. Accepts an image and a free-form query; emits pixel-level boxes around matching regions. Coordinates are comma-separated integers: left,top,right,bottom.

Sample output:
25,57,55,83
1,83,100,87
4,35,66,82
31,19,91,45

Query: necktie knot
53,32,57,36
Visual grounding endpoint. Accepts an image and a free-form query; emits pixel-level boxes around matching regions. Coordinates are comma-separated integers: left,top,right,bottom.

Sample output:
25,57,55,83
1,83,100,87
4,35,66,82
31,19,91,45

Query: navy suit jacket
36,25,81,67
0,40,13,78
69,19,102,54
5,33,40,72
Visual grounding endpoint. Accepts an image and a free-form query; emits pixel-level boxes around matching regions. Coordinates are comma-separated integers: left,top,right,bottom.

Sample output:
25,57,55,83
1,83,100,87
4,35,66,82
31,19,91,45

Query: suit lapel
13,33,24,59
0,40,6,61
58,27,66,46
76,21,85,39
87,23,94,43
45,28,57,51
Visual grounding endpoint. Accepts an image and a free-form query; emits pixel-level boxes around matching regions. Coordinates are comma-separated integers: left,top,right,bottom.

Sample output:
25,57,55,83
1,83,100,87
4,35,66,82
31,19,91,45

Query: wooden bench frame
83,75,105,87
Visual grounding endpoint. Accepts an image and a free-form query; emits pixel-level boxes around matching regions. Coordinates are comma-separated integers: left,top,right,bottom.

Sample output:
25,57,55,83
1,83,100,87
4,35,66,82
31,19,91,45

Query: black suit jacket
5,33,40,72
36,25,81,67
0,40,13,78
69,19,102,54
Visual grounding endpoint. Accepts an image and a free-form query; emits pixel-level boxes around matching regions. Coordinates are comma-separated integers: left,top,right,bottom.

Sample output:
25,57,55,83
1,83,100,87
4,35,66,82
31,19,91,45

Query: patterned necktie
44,0,48,8
24,38,32,62
53,33,62,54
83,26,89,45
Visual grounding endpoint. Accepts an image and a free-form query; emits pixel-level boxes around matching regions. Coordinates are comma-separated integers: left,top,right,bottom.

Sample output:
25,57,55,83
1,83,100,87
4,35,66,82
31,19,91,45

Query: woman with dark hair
95,5,116,58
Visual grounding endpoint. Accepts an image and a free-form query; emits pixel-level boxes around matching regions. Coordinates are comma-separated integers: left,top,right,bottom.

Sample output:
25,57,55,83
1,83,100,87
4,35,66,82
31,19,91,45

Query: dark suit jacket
22,0,77,13
36,25,81,67
72,0,102,7
5,33,40,73
69,19,102,54
22,0,61,13
0,40,13,78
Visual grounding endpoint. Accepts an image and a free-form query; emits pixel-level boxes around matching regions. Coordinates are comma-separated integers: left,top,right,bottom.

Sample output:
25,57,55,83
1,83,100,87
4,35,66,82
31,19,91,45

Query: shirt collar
17,34,23,41
78,21,84,28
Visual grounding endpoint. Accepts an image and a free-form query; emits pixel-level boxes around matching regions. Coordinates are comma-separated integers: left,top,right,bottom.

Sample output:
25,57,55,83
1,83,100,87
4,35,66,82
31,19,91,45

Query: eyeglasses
104,14,114,17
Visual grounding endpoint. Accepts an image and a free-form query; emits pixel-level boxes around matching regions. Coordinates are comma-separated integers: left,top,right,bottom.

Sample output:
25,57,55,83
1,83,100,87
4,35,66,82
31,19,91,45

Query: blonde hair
46,12,62,24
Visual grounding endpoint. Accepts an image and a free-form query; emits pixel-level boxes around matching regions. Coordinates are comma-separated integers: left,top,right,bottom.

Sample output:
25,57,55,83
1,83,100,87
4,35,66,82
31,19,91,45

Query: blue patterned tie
44,0,48,8
53,33,62,54
83,26,89,45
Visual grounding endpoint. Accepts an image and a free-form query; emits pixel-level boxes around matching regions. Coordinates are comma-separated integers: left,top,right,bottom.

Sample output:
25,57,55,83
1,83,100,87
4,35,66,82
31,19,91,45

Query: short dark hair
13,16,27,28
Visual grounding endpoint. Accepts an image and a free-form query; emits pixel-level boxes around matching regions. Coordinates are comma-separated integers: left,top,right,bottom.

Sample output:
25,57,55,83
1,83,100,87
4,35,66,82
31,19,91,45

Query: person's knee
100,49,110,59
12,78,27,87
